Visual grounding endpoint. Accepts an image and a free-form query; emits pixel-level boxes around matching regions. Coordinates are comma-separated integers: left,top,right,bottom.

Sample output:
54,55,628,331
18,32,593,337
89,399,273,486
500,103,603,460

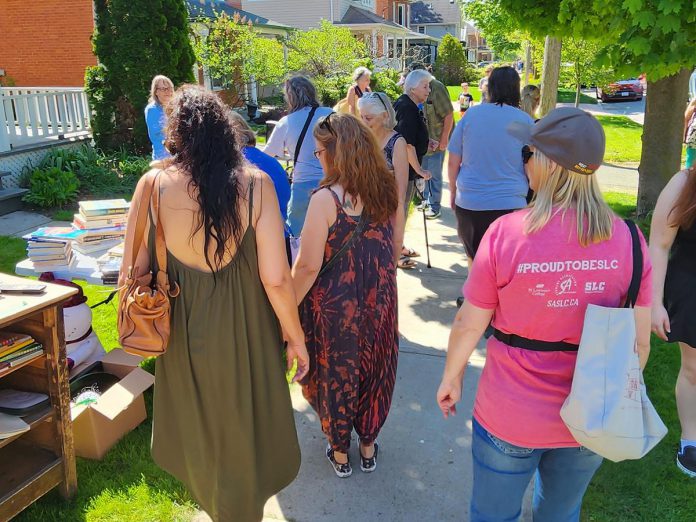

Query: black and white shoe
360,442,379,473
326,444,352,478
677,446,696,477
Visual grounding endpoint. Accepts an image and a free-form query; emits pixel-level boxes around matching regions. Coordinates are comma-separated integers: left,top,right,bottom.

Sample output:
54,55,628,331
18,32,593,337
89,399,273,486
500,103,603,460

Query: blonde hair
228,111,257,147
520,84,540,118
313,113,397,223
525,150,614,246
149,75,174,105
357,92,396,129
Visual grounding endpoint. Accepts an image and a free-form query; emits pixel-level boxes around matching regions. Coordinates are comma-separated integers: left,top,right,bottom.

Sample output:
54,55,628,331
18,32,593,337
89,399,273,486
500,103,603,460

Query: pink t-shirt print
463,209,652,448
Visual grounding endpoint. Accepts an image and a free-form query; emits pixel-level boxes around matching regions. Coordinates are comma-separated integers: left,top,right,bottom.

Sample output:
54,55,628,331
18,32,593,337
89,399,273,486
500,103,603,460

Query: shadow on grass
15,390,198,522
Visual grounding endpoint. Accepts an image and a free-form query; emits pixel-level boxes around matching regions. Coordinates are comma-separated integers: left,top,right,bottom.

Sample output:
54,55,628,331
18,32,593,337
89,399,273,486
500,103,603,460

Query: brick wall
0,0,97,87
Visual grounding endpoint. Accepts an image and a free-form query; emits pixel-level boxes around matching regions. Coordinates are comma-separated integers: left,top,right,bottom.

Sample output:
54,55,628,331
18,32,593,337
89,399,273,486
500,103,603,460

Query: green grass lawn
0,236,196,521
446,86,597,105
581,192,695,522
596,115,643,164
1,191,692,520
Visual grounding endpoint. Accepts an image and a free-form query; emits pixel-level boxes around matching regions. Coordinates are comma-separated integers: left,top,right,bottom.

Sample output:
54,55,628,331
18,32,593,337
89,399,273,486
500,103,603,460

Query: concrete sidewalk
257,183,502,522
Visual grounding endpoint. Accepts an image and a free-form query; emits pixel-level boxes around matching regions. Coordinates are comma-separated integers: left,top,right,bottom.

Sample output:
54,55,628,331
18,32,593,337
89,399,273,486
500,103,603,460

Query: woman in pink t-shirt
437,108,652,522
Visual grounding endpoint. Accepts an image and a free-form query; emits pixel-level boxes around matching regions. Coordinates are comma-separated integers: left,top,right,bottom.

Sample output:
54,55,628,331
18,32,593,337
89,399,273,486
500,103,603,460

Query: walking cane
414,180,432,268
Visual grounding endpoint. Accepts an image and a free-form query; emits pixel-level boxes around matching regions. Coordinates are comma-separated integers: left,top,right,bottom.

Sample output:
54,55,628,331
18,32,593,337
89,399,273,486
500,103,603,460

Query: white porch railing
0,87,91,153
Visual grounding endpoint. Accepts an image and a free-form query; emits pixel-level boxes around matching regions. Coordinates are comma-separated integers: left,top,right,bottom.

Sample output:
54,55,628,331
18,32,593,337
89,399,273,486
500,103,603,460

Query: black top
394,94,429,180
671,218,696,274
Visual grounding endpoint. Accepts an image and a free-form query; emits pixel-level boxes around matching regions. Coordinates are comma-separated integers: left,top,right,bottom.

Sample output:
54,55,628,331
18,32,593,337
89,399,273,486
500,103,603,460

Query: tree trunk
637,69,691,216
524,40,532,86
539,36,562,117
574,61,581,107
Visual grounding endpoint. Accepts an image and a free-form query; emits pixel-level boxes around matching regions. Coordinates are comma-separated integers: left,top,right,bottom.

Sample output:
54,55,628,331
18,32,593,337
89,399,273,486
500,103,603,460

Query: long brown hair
313,113,398,223
670,166,696,229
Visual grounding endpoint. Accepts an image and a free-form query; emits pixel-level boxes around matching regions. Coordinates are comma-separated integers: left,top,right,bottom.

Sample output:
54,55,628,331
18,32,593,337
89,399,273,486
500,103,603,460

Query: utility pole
539,36,561,117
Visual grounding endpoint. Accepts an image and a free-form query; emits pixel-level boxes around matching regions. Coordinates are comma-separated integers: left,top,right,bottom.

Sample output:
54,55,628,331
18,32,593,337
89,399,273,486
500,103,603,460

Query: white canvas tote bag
560,220,667,462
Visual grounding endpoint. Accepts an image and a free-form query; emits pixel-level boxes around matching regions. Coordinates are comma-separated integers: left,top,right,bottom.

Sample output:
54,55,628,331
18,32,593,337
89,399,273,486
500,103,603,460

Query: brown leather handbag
118,171,179,357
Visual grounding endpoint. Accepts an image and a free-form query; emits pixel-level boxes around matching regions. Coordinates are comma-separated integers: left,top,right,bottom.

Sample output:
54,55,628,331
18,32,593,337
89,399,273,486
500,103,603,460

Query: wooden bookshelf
0,273,77,520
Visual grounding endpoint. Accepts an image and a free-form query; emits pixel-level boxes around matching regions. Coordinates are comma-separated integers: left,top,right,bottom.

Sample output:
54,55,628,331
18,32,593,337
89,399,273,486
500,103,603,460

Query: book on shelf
0,331,33,349
77,231,125,244
26,251,70,262
0,339,35,359
0,342,43,365
73,213,127,230
79,199,129,217
27,239,70,251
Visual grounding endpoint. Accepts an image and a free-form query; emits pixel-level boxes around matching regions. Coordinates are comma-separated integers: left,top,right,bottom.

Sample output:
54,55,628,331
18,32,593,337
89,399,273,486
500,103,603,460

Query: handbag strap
624,218,642,309
293,106,318,167
151,172,168,279
318,212,366,278
127,171,158,277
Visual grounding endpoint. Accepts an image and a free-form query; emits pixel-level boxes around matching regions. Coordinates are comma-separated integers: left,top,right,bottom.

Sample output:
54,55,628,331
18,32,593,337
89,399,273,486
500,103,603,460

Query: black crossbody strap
294,106,318,167
318,213,366,278
624,218,643,309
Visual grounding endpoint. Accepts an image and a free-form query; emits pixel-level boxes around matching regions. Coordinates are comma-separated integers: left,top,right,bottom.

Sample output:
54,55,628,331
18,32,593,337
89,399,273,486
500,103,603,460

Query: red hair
670,166,696,229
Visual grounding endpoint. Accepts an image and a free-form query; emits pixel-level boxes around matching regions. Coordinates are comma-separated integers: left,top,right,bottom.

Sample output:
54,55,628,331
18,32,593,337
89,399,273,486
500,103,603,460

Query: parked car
596,78,644,102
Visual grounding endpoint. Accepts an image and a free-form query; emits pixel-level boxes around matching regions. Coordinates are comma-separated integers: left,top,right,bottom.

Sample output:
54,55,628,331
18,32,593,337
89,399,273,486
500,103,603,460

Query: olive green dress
150,183,300,522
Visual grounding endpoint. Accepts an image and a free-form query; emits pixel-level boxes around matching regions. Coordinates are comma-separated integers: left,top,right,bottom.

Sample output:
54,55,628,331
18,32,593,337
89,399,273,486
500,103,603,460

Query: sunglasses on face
522,145,534,164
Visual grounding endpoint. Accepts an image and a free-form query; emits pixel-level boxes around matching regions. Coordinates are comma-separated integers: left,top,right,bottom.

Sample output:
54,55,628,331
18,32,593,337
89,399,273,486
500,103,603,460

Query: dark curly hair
165,85,245,273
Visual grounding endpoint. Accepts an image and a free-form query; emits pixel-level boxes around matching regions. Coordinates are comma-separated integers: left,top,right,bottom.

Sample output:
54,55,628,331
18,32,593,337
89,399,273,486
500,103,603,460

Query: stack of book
72,199,129,254
96,242,124,285
0,332,44,374
25,231,75,272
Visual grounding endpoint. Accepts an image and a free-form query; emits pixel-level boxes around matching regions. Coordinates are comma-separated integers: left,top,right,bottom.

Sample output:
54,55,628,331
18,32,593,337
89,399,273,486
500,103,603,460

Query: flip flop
398,257,417,270
401,247,420,258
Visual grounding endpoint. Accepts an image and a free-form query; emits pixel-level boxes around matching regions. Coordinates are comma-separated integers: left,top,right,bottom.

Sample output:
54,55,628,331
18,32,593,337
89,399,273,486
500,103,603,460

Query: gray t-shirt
447,103,534,211
263,106,334,183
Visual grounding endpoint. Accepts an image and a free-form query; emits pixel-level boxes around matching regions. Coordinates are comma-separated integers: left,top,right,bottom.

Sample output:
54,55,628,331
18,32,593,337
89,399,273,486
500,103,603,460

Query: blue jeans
286,179,320,236
471,418,603,522
422,151,445,212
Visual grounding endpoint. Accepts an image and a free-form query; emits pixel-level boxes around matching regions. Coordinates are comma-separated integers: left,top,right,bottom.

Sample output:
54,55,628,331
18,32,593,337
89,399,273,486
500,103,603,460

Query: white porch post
372,29,378,57
402,35,407,68
0,90,10,153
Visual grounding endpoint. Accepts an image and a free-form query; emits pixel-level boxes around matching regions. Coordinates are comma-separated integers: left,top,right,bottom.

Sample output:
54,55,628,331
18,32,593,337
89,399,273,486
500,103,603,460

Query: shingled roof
340,5,403,29
410,1,445,25
185,0,289,29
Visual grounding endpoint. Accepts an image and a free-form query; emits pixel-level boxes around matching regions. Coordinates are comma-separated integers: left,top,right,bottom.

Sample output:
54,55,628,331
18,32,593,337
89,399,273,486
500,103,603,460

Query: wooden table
0,273,78,520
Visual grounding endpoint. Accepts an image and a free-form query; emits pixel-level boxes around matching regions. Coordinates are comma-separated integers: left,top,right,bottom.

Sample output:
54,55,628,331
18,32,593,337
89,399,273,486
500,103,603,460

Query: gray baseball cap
508,107,605,175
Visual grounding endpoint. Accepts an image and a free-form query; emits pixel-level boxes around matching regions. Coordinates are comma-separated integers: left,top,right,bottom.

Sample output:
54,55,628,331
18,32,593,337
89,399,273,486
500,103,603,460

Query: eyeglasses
156,86,173,92
313,148,326,159
522,145,534,164
319,113,336,136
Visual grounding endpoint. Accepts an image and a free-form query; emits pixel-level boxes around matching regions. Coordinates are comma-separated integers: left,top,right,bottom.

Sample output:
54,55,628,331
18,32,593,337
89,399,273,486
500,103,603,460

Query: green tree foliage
85,0,195,152
497,0,696,213
286,21,368,106
434,34,474,86
192,13,285,106
461,0,524,60
559,38,614,106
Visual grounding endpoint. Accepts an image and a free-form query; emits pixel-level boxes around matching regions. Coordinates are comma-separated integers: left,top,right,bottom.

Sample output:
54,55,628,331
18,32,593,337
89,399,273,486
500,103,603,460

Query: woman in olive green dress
120,85,309,522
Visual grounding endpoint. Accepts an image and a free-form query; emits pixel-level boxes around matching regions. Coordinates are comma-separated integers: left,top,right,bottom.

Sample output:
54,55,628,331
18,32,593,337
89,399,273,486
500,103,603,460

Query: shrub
86,0,195,152
372,69,402,102
24,168,80,208
434,34,475,85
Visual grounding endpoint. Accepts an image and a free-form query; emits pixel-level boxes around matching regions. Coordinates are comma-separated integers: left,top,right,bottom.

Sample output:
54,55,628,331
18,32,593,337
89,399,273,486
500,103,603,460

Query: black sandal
359,442,379,473
326,444,352,478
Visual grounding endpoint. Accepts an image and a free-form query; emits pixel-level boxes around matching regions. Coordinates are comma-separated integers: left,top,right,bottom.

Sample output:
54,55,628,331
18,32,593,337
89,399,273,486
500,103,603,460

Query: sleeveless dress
299,188,398,452
150,180,300,522
665,216,696,346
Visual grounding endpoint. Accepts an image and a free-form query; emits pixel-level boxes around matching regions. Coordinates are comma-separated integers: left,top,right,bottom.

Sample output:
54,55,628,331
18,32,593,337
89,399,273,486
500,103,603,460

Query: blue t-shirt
243,146,291,223
447,103,534,211
263,106,333,183
144,102,171,161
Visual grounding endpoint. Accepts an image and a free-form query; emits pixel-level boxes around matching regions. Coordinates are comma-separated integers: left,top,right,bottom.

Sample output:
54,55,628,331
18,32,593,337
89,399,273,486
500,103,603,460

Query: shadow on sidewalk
266,339,484,522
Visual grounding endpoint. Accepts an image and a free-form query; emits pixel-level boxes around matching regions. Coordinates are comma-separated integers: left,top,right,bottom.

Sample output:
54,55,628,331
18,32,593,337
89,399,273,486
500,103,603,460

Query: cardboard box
70,349,154,460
